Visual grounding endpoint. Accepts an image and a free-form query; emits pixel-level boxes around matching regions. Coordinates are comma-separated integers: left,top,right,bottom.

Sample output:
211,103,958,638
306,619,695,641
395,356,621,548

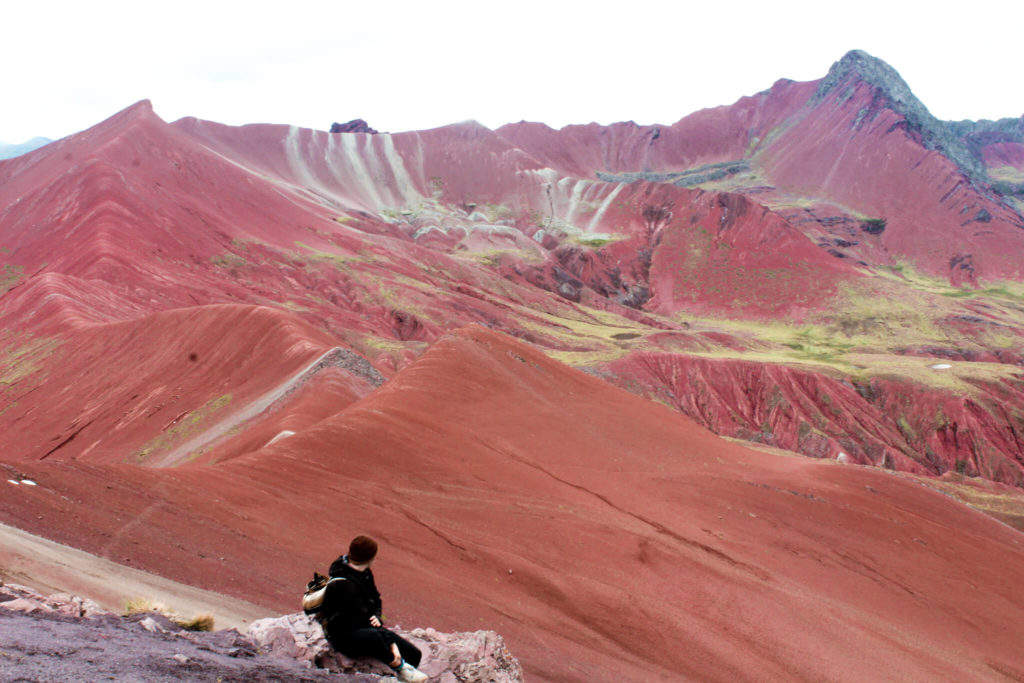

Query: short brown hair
348,535,378,563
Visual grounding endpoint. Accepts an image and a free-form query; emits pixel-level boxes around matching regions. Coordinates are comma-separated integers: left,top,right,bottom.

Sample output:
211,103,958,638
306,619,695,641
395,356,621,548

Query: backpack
302,571,345,626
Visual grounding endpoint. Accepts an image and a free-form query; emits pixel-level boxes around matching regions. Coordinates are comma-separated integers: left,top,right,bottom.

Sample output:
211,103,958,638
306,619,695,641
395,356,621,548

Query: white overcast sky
2,0,1022,143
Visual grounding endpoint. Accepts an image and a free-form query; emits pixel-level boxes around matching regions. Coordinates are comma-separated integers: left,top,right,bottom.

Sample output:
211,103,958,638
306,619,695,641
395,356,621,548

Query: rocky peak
329,119,378,134
947,114,1024,138
817,50,919,111
947,114,1024,160
816,50,986,182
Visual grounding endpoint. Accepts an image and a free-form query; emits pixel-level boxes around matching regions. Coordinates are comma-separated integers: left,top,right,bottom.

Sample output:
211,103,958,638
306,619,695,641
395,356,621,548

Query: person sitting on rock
321,535,428,683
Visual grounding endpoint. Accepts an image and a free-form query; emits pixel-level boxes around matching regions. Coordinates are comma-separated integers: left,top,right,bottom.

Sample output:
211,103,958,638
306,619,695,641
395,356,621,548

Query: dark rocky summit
329,119,378,134
816,49,988,182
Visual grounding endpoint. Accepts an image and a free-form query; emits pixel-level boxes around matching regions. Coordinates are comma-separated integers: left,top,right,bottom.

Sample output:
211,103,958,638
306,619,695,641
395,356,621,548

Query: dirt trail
0,522,272,630
152,346,385,467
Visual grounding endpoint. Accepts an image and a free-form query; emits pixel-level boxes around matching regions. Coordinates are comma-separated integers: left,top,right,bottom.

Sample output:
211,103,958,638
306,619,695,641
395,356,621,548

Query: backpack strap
313,577,349,629
303,576,347,615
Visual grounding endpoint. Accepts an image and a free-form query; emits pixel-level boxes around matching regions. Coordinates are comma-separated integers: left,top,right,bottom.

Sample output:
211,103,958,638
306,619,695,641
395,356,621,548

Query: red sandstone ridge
3,326,1024,682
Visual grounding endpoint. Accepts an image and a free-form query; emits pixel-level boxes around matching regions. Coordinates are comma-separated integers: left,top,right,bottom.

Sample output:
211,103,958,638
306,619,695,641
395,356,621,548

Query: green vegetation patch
571,232,627,249
124,597,215,631
210,253,247,269
1,263,25,294
294,241,373,270
941,282,1024,302
481,203,517,222
132,394,233,463
276,300,310,313
0,336,62,387
898,471,1024,531
653,265,1024,393
517,306,661,366
988,165,1024,184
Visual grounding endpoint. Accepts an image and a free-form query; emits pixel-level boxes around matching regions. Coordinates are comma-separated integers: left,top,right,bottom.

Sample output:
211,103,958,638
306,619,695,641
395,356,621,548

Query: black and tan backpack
302,571,346,627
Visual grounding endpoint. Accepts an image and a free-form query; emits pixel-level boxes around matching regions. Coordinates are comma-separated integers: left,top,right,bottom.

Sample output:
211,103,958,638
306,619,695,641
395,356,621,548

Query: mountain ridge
4,55,1024,483
0,136,52,160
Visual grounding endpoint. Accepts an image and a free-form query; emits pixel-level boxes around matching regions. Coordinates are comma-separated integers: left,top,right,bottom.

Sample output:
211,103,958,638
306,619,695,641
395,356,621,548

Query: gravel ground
0,609,379,683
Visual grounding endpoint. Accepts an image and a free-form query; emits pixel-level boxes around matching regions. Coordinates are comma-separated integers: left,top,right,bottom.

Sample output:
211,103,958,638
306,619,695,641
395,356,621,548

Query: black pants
329,627,422,668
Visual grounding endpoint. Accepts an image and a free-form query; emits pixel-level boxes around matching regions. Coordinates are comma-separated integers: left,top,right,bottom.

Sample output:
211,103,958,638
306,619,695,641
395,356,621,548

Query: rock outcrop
0,579,110,618
1,582,522,682
249,612,524,682
814,49,987,182
330,119,379,134
0,582,345,681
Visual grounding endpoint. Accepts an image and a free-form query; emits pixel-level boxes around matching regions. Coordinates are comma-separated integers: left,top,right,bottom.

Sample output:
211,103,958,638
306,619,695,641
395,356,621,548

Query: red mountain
3,50,1024,680
498,50,1024,285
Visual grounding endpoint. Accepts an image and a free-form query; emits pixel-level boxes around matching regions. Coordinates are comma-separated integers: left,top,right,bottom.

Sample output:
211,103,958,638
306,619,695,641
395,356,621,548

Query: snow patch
380,134,421,206
930,363,952,370
526,167,560,184
563,179,588,224
413,225,444,240
587,183,624,233
265,431,296,447
285,126,322,196
336,133,385,209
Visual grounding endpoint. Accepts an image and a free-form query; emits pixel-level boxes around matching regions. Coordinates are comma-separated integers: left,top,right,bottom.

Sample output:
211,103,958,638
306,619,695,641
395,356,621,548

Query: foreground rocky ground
0,582,522,682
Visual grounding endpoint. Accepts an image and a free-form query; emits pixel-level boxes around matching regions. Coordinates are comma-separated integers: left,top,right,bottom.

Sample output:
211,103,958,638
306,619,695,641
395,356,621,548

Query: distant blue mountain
0,137,53,160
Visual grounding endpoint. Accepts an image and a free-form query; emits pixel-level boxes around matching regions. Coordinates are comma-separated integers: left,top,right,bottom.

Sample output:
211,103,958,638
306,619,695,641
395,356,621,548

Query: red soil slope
983,141,1024,173
600,352,1024,485
3,326,1024,681
488,180,857,318
643,189,856,317
0,303,381,465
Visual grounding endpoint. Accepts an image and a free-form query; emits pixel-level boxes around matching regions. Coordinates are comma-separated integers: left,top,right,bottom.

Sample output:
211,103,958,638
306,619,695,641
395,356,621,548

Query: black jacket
322,554,383,635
